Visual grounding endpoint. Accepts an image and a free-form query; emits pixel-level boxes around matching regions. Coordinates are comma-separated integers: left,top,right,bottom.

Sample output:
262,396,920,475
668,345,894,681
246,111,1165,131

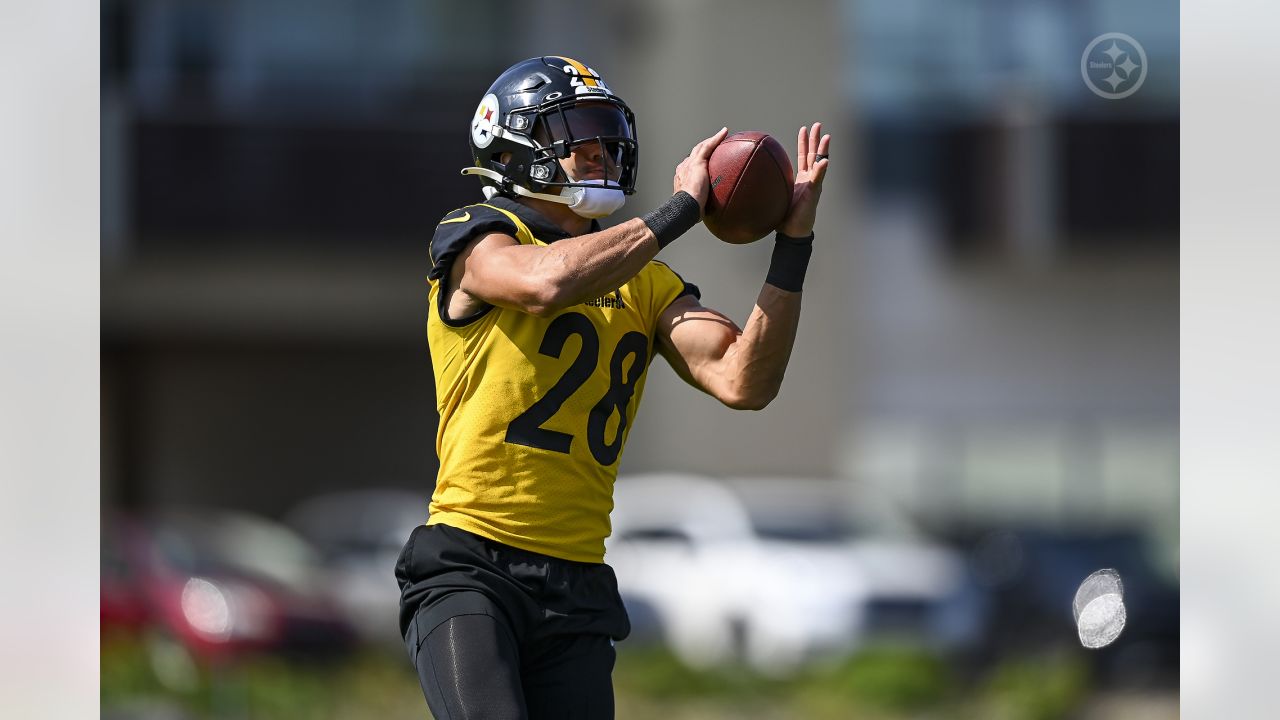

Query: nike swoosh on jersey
440,212,471,225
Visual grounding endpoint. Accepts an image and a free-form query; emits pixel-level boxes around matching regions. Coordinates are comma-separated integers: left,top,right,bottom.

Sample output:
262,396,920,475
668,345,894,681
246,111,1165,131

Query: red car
102,507,357,662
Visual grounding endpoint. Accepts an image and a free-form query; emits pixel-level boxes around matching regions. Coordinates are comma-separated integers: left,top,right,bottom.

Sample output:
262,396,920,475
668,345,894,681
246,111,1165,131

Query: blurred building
841,0,1178,574
101,0,1178,577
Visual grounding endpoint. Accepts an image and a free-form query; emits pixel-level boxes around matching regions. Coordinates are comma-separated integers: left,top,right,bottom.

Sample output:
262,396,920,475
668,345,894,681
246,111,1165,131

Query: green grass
614,642,1091,720
103,633,1093,720
978,650,1091,720
101,631,425,720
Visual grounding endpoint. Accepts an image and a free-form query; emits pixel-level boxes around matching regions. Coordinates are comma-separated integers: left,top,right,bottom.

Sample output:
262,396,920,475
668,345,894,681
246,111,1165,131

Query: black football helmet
461,56,638,202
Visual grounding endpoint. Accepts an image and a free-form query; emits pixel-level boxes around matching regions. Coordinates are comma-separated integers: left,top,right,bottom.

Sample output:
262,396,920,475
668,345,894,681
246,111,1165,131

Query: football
703,131,794,244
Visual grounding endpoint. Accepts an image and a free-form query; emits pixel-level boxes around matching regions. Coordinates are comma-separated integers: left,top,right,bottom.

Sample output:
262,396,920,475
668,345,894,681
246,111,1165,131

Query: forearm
720,285,803,408
533,218,660,309
699,233,814,409
530,191,702,312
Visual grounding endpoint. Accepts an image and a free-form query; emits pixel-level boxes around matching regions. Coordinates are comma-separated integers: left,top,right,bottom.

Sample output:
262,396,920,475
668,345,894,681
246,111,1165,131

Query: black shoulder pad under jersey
652,260,702,301
429,204,519,281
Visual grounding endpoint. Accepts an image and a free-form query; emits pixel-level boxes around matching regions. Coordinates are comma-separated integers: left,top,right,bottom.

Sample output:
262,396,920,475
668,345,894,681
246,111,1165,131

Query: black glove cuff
642,191,702,249
765,231,815,292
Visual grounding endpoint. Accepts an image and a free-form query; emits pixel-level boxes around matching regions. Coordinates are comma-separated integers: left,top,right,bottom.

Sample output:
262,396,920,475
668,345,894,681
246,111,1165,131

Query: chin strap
460,167,573,205
460,168,626,219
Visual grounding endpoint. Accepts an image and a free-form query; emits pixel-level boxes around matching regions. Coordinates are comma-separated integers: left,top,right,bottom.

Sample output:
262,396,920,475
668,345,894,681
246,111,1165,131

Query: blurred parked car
957,524,1179,686
606,474,985,674
283,489,429,646
101,507,357,668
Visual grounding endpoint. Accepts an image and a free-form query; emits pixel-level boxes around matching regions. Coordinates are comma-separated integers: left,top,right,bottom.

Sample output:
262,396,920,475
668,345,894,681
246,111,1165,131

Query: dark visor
542,103,633,145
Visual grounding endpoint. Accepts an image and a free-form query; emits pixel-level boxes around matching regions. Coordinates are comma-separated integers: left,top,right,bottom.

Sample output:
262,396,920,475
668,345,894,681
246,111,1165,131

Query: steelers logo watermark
1081,33,1148,100
471,93,500,149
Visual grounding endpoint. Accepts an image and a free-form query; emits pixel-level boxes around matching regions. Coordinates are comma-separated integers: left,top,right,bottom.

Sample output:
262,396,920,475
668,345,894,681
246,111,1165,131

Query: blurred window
104,0,517,249
847,0,1177,118
753,521,853,543
153,513,320,593
617,528,694,546
845,0,1179,256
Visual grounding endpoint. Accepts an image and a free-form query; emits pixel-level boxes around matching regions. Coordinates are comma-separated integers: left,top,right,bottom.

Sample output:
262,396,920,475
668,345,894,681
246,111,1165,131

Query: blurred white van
607,474,985,674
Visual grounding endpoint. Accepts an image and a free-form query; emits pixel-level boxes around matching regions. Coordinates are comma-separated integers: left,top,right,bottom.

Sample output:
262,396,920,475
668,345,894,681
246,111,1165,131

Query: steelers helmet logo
471,93,500,148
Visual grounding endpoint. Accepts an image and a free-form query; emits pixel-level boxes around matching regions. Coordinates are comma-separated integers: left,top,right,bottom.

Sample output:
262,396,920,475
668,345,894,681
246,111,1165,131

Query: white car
606,474,984,674
284,489,429,647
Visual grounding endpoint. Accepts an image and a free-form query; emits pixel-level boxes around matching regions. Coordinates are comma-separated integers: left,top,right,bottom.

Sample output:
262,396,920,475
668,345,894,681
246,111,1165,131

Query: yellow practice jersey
425,196,698,563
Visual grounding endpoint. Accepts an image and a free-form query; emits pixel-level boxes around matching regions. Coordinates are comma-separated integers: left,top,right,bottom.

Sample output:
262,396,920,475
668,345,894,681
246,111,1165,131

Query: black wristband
642,191,701,249
765,231,814,292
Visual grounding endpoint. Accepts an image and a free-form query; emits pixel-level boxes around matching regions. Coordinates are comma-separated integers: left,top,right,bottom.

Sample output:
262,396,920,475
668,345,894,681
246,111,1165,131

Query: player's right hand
672,127,729,213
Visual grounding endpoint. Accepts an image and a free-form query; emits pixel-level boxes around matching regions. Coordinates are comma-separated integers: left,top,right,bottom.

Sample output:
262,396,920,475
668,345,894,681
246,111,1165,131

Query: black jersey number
504,313,598,455
504,312,649,465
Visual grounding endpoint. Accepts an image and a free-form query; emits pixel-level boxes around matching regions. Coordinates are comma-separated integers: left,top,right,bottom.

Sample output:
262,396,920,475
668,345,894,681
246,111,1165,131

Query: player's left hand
777,122,830,238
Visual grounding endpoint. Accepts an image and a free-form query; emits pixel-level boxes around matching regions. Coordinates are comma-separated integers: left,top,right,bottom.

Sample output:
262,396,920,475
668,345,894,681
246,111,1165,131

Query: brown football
703,131,794,244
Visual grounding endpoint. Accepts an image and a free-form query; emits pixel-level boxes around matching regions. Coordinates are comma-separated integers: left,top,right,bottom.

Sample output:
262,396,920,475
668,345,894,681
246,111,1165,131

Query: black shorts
395,523,631,719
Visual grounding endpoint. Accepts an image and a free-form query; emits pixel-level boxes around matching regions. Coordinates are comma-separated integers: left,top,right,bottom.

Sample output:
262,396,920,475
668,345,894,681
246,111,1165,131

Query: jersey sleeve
428,205,519,282
642,260,701,332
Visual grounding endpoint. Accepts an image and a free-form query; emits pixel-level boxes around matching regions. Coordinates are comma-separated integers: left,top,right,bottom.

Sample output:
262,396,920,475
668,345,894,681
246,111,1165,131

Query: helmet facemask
525,98,638,195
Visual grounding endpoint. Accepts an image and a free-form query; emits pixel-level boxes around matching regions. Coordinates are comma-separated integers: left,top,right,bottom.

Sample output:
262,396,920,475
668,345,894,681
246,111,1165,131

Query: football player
396,55,830,719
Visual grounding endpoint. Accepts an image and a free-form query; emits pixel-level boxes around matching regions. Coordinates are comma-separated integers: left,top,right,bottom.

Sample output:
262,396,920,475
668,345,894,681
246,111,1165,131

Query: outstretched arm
655,122,831,410
453,219,658,318
450,129,730,318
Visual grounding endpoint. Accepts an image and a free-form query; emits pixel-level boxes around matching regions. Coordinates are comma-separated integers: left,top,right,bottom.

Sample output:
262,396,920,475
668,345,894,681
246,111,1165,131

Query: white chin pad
562,179,626,219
